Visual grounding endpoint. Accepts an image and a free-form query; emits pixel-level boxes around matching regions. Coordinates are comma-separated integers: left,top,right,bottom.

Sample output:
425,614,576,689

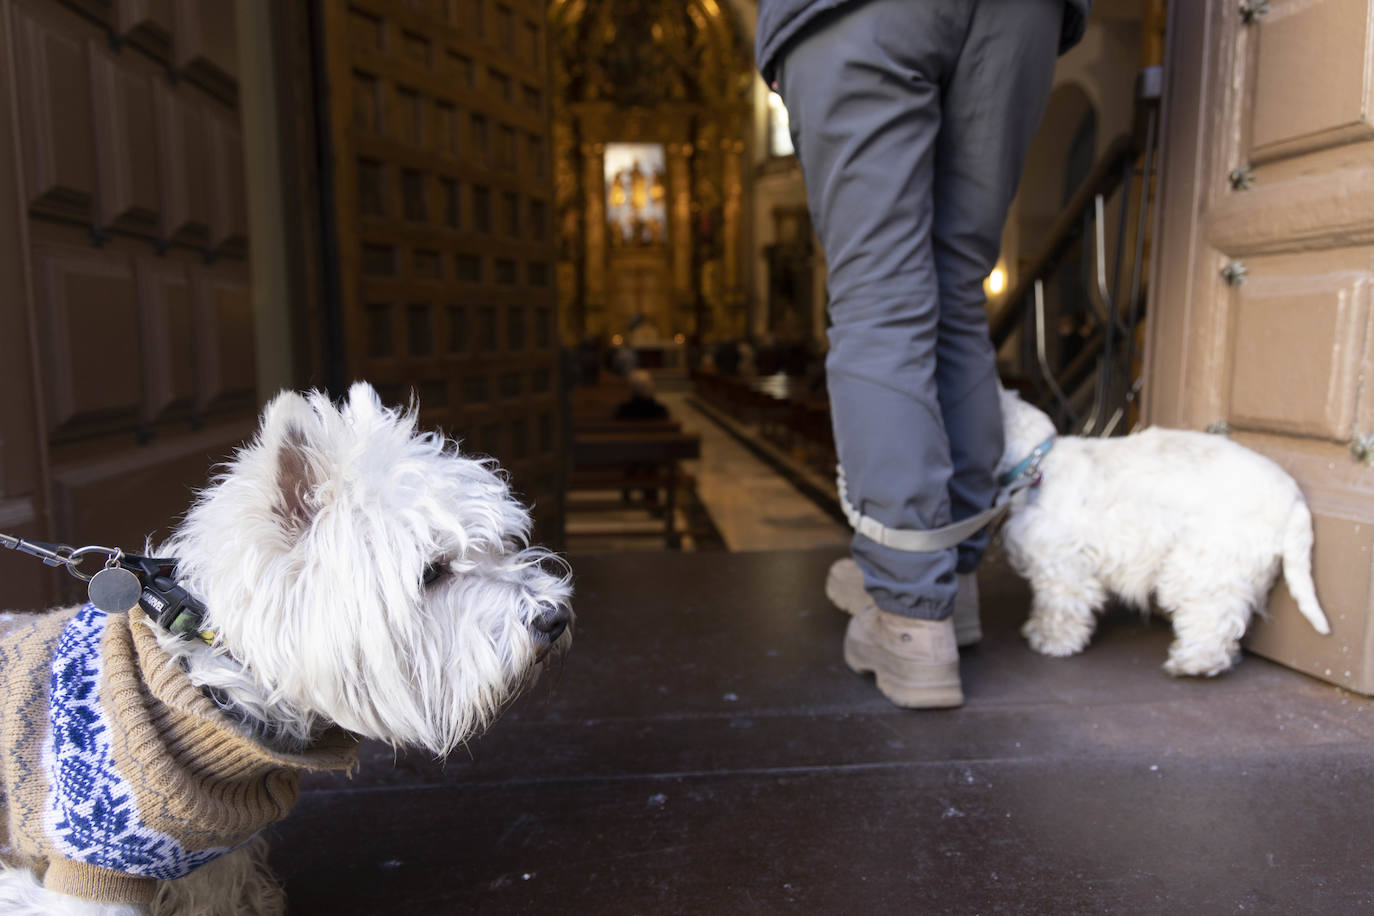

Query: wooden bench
574,418,682,436
570,430,701,549
571,383,633,419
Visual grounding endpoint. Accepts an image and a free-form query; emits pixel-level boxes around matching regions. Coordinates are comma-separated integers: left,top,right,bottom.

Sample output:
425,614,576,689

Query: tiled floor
274,548,1374,914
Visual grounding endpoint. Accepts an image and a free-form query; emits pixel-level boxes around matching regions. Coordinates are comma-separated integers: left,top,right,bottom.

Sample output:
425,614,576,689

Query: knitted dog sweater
0,604,358,905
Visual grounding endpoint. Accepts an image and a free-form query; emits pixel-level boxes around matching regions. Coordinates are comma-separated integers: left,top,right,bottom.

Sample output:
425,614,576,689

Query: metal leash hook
65,545,122,582
1,533,79,571
1,534,143,611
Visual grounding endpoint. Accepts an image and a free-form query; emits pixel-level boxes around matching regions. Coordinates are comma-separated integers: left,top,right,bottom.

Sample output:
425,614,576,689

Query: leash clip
1,534,122,582
1,531,212,640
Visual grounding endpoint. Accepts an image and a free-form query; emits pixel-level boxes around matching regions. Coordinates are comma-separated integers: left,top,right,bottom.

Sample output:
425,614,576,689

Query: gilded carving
667,145,693,296
581,143,606,303
722,139,743,293
550,0,752,343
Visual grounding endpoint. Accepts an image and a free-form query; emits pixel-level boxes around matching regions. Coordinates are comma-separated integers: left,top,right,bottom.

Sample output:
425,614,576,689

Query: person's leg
933,0,1062,574
777,0,970,622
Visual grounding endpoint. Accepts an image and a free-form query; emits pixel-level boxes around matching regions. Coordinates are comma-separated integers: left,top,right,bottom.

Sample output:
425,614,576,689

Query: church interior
2,0,1373,911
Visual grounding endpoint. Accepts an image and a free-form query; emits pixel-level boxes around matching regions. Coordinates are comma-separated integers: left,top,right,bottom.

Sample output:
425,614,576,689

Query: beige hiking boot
825,558,983,646
843,606,963,708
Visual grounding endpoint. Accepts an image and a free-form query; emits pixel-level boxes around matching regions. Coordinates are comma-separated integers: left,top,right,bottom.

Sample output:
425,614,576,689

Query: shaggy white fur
3,383,572,914
997,388,1328,677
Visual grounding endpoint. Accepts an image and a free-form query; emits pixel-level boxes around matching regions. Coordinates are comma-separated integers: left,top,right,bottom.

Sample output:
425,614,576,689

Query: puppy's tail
1282,498,1330,635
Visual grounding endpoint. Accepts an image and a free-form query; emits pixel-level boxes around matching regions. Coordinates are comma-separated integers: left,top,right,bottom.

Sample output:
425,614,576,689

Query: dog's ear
260,390,324,535
276,424,319,534
344,380,388,422
346,380,382,408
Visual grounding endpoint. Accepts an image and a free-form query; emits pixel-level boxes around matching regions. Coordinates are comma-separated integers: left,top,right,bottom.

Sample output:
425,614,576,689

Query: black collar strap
125,555,216,643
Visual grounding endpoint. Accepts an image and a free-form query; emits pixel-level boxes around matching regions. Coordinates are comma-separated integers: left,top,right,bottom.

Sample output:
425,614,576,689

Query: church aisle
659,391,849,553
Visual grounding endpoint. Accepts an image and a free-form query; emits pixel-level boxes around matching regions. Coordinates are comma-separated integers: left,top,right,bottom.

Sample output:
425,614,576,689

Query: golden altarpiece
549,0,753,347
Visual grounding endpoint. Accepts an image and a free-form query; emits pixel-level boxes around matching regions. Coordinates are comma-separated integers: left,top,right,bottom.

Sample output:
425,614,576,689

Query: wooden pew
571,383,632,419
570,429,701,548
574,418,682,435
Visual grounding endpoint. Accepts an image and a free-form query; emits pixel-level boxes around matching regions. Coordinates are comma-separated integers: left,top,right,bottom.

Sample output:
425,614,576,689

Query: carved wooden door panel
1147,0,1374,692
0,0,256,609
320,0,564,542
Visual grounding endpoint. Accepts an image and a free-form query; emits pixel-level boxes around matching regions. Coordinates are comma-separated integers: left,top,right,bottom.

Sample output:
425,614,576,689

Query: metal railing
988,67,1162,436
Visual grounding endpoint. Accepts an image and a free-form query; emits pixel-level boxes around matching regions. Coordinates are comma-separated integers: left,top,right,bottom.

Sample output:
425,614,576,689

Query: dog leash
836,437,1056,553
0,533,214,641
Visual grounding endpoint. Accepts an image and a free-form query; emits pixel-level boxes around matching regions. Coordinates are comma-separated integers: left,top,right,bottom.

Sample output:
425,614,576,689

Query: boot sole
843,637,964,709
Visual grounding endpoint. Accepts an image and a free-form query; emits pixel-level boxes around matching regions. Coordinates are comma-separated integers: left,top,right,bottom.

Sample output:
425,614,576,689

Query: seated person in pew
615,370,670,421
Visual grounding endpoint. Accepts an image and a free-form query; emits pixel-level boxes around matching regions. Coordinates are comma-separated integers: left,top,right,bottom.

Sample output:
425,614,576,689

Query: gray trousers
775,0,1061,619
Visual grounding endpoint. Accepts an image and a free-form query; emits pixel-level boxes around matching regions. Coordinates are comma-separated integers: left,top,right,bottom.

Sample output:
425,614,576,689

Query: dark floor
272,548,1374,914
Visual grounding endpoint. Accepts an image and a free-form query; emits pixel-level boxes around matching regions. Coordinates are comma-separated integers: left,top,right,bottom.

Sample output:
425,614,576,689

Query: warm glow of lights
611,334,624,346
768,91,794,157
673,333,686,345
986,266,1006,296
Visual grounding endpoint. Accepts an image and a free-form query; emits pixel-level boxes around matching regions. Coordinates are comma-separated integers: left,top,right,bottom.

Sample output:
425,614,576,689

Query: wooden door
1147,0,1374,692
0,0,257,610
319,0,564,543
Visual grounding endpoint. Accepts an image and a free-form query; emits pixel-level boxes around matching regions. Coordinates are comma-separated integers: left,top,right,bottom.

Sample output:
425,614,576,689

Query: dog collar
127,556,216,644
998,436,1056,487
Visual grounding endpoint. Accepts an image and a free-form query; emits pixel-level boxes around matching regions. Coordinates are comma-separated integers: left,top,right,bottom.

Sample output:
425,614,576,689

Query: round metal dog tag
88,566,142,612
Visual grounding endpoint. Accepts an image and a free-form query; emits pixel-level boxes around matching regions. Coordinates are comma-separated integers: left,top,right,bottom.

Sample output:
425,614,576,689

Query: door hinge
1239,0,1269,25
1352,434,1374,466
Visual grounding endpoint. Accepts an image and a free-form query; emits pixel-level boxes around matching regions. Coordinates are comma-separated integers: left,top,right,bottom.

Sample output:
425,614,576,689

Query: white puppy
997,389,1328,677
0,383,572,915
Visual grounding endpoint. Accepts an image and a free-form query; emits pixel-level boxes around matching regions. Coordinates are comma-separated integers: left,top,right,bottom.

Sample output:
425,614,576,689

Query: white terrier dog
997,388,1328,677
0,383,572,915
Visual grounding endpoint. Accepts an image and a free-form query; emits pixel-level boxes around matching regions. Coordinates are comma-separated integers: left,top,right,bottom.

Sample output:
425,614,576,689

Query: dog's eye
422,562,445,586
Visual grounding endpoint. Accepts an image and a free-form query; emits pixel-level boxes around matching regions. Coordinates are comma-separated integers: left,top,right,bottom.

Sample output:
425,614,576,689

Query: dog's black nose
532,608,570,645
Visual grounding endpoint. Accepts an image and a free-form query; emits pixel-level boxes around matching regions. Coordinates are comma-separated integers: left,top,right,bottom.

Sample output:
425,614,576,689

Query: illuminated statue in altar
604,143,668,247
630,162,647,211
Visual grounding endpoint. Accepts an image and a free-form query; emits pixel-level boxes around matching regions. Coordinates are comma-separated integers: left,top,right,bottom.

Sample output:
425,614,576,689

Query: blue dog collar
998,437,1056,487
